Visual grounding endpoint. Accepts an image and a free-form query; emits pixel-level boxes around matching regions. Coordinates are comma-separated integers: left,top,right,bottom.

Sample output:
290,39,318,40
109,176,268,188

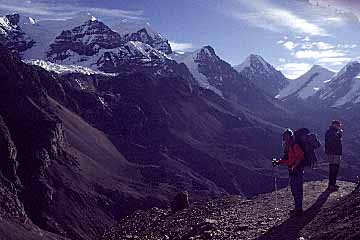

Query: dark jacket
325,126,342,155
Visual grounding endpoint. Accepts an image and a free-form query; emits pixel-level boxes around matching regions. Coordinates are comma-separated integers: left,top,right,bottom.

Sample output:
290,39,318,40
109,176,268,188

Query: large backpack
294,128,321,168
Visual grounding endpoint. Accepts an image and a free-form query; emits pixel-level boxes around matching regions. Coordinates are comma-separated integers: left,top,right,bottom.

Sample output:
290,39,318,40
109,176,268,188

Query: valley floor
100,180,356,240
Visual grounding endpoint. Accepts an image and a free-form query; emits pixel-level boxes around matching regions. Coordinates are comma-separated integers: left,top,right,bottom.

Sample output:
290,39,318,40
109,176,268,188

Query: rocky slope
99,180,357,240
0,45,173,240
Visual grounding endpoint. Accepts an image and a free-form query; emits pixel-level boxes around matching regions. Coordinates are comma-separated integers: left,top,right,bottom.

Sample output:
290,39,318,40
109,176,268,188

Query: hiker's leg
328,155,335,186
298,172,304,209
290,173,303,210
290,174,296,203
333,164,340,185
294,173,303,210
329,164,336,186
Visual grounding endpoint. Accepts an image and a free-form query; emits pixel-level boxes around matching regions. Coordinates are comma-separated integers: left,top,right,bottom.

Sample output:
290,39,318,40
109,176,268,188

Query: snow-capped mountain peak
0,13,20,32
318,61,360,107
121,25,172,54
0,13,35,52
195,46,218,62
171,47,222,95
277,64,334,100
171,46,259,100
6,13,20,27
334,60,360,79
112,20,158,38
234,54,288,97
236,54,271,72
46,19,123,62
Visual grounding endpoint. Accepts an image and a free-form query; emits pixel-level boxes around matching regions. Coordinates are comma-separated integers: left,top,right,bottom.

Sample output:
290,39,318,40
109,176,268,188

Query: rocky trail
100,180,357,240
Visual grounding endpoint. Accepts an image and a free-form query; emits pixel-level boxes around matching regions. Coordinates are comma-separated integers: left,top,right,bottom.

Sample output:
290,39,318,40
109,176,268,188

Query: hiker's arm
278,158,291,166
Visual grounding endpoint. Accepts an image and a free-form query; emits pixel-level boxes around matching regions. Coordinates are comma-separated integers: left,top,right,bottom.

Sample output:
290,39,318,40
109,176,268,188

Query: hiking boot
289,208,303,216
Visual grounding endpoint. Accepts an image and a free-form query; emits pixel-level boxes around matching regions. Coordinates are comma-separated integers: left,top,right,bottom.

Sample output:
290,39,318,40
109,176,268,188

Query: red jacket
279,143,304,170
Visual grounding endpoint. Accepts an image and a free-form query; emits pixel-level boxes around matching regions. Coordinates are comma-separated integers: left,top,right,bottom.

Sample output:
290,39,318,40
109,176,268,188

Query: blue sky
1,0,360,78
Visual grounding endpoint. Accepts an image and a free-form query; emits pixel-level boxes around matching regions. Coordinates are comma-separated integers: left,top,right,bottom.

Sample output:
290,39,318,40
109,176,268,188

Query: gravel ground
99,180,356,240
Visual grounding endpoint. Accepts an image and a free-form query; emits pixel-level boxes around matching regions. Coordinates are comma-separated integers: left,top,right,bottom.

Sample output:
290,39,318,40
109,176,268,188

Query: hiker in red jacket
273,128,305,216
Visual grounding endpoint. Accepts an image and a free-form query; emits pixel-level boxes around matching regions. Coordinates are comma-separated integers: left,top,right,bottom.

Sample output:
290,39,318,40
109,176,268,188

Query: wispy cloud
230,0,329,36
337,44,357,49
277,62,312,79
316,57,352,67
298,41,335,50
0,0,145,21
283,41,298,50
307,0,360,22
169,41,195,52
277,37,355,67
294,49,346,59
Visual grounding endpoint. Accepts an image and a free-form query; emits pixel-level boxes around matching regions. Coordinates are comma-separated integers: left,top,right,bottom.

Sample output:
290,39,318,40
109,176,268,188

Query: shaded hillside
0,45,299,239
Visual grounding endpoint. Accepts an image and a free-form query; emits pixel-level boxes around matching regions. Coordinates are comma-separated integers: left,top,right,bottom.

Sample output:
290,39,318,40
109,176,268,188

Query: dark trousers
290,170,304,210
329,164,340,186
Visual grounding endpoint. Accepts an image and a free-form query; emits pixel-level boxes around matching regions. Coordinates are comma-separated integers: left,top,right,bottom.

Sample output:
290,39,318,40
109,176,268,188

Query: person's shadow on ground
256,190,331,240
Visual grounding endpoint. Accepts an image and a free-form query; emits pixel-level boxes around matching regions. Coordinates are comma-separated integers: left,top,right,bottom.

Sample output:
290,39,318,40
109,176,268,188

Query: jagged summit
122,27,172,54
236,54,271,72
112,20,157,37
4,13,20,28
0,13,35,52
172,45,249,97
1,12,173,66
235,54,288,97
47,18,123,61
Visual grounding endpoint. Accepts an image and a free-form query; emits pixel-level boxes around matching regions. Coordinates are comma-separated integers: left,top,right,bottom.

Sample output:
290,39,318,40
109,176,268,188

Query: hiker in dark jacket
325,120,343,191
273,128,305,216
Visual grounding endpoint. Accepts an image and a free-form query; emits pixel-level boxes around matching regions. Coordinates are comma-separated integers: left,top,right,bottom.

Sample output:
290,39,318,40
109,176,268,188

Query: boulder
170,191,189,212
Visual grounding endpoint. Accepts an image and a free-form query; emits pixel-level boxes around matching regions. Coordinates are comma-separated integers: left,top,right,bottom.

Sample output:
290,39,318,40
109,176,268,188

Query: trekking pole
272,158,279,211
